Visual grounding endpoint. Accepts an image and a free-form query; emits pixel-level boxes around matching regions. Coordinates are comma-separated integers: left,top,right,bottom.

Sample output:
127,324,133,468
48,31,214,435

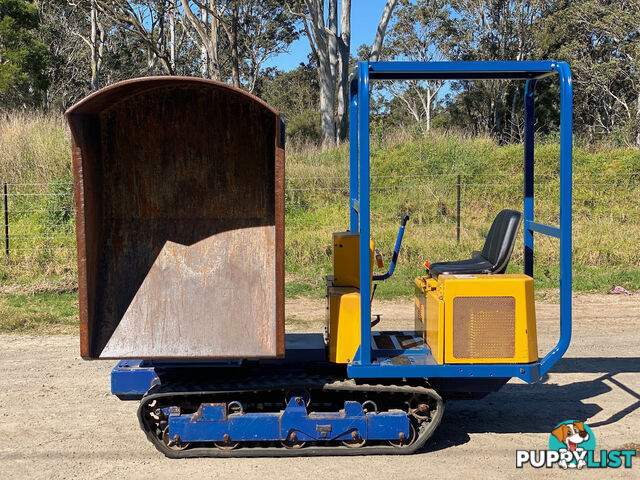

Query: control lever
373,214,409,281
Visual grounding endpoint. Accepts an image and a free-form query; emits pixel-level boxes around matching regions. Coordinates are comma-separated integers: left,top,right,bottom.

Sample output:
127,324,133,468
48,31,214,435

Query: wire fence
1,174,640,261
1,181,75,257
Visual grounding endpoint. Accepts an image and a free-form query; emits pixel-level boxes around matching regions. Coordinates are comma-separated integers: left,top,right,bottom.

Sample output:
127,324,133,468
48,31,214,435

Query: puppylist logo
516,420,636,469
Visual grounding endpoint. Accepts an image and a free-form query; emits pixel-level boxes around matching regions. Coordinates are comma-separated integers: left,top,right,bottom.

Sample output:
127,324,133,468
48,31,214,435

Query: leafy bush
286,109,322,145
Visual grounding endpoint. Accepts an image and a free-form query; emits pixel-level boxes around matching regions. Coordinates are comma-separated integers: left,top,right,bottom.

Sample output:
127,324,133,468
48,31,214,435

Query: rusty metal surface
66,77,284,359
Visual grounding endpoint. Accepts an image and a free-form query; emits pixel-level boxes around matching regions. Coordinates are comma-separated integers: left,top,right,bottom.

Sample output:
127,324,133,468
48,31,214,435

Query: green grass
1,113,639,307
0,292,78,333
283,130,640,298
285,281,321,298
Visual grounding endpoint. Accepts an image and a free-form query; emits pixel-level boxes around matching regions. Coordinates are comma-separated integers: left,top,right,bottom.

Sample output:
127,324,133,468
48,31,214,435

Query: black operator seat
428,209,522,279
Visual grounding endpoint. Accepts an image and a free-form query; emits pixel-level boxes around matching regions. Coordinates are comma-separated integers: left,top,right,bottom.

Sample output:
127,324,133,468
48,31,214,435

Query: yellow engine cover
327,286,361,363
326,232,375,365
414,274,538,364
332,232,374,288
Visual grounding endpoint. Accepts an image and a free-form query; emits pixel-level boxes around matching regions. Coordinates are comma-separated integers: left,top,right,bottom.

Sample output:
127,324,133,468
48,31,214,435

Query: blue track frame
348,61,573,383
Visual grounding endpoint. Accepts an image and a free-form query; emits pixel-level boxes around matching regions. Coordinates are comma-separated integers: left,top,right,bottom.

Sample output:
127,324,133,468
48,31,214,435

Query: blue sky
264,1,394,71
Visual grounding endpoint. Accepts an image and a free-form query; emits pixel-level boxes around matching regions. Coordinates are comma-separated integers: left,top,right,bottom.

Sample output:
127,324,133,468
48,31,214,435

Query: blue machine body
111,360,160,399
112,62,573,445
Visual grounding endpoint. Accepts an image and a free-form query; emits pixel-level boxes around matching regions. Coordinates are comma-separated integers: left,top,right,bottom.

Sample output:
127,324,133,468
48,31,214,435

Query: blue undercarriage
167,398,409,444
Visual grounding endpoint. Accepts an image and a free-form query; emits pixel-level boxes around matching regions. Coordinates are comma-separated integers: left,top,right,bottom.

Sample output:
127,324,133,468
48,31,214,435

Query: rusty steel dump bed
67,77,285,360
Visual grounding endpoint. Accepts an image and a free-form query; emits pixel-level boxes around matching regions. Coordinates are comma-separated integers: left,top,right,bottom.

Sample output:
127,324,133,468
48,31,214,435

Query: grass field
1,113,639,332
284,130,640,299
0,292,77,333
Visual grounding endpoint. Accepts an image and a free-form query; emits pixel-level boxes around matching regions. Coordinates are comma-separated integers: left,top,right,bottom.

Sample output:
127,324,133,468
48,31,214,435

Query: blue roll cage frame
347,61,573,383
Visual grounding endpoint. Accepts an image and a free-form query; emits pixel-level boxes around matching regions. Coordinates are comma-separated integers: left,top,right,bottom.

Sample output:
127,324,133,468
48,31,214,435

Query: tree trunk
302,0,397,147
89,0,103,91
368,0,398,61
494,81,502,135
336,0,351,142
229,3,240,88
319,60,337,146
327,0,338,85
200,3,208,77
181,0,221,80
426,88,432,132
303,0,336,147
146,50,158,76
169,2,176,72
338,0,397,141
209,2,220,81
510,87,520,142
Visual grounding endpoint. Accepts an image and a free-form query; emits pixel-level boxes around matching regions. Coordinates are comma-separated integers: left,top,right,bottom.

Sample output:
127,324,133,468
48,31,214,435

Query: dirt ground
1,294,639,479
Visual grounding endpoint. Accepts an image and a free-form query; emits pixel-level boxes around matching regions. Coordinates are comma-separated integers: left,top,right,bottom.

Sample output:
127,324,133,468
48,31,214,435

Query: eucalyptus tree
177,1,297,91
292,0,398,146
98,0,177,75
381,0,451,132
447,0,547,139
35,0,91,108
540,0,640,146
0,0,49,109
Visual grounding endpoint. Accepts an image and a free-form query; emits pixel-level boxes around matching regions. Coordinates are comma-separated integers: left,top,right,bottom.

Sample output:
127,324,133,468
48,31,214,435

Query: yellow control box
414,274,537,364
327,285,361,363
414,276,444,364
332,232,374,288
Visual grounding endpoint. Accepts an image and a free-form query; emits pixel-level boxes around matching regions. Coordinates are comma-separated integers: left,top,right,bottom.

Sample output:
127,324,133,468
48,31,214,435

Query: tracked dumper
67,61,574,457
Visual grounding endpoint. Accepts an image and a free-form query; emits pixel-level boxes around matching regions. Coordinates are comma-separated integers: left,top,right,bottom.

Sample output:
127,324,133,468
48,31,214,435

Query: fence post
456,174,461,244
4,183,8,256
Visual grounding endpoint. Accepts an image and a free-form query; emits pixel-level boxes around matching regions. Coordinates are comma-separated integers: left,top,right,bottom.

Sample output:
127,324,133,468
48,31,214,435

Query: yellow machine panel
414,277,444,364
327,232,375,365
443,274,537,363
413,274,537,364
414,279,426,331
327,285,361,363
332,232,374,288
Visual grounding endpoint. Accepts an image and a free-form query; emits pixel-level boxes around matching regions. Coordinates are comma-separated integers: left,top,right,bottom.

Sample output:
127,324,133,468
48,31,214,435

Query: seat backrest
481,209,522,273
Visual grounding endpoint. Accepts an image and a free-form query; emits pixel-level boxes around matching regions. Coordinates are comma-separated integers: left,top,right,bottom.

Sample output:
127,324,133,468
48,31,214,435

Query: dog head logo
549,421,596,469
552,421,590,451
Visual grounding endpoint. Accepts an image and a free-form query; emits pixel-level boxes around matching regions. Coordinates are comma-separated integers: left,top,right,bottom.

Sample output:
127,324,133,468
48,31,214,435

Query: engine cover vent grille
452,296,515,359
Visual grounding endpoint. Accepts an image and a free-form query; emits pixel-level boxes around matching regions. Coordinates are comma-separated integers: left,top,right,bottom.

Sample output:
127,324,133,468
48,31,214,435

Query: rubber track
137,374,445,458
